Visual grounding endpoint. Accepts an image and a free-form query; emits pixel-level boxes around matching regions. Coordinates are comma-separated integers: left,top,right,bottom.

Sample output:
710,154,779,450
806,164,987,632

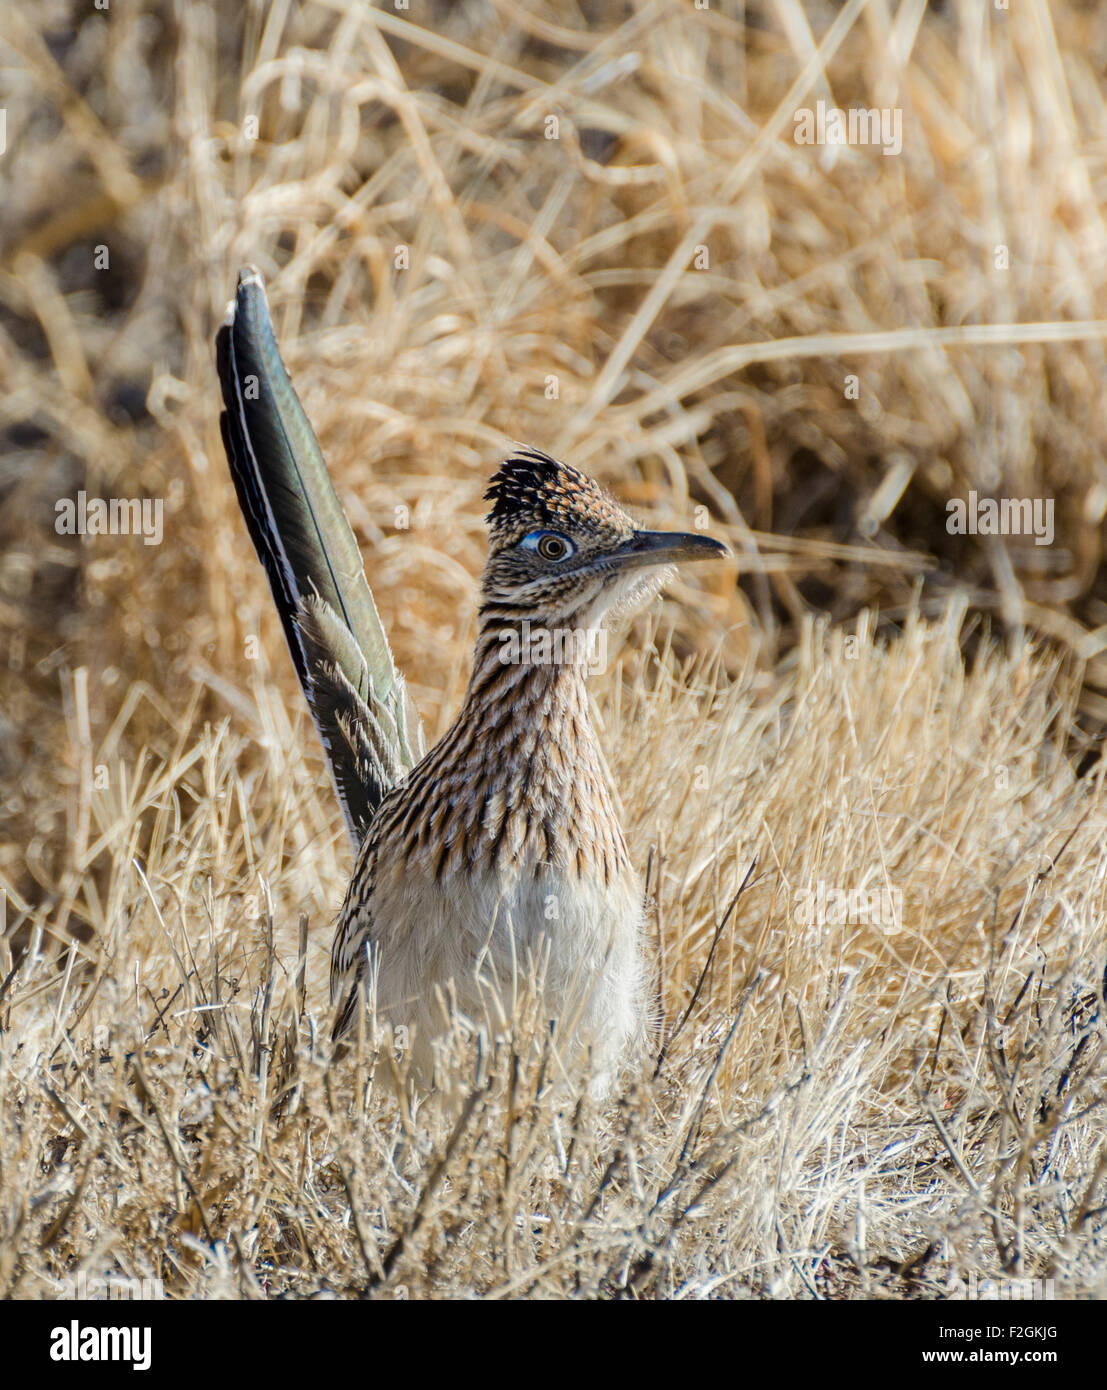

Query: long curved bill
610,530,731,572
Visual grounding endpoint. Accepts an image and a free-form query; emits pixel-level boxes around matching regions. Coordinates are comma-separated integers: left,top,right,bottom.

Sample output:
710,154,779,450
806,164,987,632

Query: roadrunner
216,267,728,1092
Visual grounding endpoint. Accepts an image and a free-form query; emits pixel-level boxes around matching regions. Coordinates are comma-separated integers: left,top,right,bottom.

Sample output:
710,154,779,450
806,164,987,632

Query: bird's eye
538,534,569,560
519,530,575,562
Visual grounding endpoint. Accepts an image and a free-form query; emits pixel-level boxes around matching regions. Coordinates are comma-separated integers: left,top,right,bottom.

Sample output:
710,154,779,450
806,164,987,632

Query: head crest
484,448,626,538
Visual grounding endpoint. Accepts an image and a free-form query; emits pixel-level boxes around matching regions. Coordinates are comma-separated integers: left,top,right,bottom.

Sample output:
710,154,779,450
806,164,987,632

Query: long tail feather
215,266,424,843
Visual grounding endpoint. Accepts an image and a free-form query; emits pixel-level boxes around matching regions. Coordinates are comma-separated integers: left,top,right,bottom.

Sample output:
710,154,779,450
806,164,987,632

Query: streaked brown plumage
216,269,729,1094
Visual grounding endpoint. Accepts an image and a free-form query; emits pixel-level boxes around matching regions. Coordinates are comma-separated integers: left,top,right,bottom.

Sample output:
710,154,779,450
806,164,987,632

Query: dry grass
2,0,1107,1298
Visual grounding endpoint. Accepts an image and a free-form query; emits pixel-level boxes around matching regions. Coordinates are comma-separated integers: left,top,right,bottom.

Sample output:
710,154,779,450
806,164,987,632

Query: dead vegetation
2,0,1107,1298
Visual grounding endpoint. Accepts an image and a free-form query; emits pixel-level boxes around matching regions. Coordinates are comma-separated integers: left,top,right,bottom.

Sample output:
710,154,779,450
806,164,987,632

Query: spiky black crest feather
485,447,625,538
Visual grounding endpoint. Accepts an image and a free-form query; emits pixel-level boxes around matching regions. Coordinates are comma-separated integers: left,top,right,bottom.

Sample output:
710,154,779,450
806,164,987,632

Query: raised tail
215,266,425,844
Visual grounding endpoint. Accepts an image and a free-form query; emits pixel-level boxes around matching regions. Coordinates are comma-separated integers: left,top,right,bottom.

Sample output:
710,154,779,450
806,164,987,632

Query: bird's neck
457,614,600,766
412,612,629,882
466,612,602,704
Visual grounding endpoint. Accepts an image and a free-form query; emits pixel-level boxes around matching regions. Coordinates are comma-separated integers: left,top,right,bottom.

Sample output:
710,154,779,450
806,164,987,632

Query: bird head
481,448,729,635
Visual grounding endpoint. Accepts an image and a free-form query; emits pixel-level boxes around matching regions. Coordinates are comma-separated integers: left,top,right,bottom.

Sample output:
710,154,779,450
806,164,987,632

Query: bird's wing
215,266,426,844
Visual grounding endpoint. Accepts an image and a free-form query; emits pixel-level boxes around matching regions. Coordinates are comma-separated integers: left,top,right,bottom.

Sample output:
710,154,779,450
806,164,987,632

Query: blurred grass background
3,0,1107,1299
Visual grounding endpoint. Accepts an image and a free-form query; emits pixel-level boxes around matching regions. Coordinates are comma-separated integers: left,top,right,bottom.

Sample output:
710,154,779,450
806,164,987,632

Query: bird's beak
609,529,731,572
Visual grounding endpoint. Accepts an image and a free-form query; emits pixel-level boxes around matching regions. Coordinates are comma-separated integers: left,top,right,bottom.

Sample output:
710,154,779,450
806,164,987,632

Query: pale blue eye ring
519,530,576,561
